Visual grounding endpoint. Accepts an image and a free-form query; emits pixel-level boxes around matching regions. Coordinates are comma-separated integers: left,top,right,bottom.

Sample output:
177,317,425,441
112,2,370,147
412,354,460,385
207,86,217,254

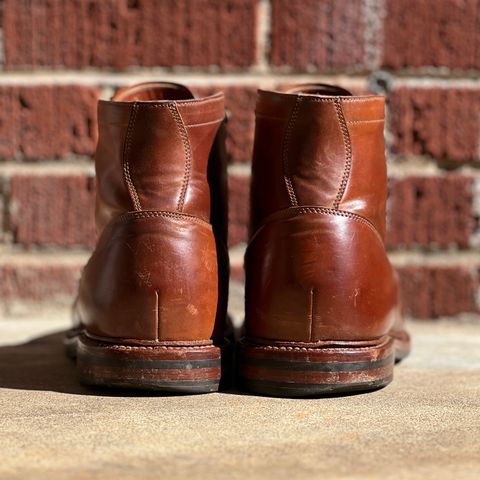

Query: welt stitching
123,103,142,211
283,98,302,207
246,344,391,352
333,99,352,210
90,344,215,351
168,103,192,212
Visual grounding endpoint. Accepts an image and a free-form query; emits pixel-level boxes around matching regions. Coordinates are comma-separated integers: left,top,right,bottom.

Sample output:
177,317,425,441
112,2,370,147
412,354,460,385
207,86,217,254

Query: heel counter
78,212,221,342
245,209,399,343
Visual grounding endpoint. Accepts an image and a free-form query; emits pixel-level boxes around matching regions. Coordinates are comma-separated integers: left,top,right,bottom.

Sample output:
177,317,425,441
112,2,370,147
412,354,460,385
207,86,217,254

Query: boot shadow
0,330,206,397
0,330,93,395
0,329,244,397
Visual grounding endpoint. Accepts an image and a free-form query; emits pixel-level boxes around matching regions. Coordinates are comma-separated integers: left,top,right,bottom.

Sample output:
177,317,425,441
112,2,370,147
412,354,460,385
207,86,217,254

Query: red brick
397,266,478,319
230,263,245,282
387,175,475,249
3,0,257,70
270,0,366,70
0,86,99,160
228,174,250,246
193,85,257,164
9,175,96,248
388,87,480,164
224,87,257,164
383,0,480,70
0,263,81,302
0,180,6,243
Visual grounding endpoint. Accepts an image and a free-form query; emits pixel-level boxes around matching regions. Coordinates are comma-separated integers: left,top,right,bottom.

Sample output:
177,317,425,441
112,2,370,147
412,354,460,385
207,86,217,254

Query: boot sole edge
67,332,231,394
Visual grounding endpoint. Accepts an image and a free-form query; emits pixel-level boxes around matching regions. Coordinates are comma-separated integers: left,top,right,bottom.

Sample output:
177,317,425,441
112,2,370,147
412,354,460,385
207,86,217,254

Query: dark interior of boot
282,84,353,96
114,82,195,102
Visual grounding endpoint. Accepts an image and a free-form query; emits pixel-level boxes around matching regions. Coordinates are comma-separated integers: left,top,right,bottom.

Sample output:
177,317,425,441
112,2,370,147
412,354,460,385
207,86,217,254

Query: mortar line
255,0,272,72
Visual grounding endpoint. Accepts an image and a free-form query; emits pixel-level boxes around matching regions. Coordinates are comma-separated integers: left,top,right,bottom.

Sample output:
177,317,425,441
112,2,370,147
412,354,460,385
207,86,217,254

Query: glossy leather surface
245,84,404,343
74,82,228,343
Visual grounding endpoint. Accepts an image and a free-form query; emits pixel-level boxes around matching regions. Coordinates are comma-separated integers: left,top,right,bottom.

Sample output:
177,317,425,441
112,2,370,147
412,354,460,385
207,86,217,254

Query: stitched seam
168,103,192,212
248,206,382,245
305,97,383,103
116,210,211,227
283,98,302,207
123,103,142,211
244,335,390,349
185,117,224,128
128,97,223,108
173,97,223,107
245,345,393,353
88,344,216,351
297,207,380,239
347,119,384,125
333,99,352,210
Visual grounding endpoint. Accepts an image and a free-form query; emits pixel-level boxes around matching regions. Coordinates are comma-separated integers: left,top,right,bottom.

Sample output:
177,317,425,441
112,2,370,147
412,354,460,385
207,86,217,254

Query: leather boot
238,84,410,397
67,82,230,393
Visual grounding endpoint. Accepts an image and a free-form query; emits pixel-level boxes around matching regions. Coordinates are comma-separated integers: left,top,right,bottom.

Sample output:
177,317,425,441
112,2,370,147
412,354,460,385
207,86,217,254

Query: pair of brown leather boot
67,82,410,397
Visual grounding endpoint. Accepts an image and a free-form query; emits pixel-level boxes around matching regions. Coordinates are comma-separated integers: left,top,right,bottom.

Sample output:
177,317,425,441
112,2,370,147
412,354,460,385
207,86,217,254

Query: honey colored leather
245,84,402,343
74,82,228,343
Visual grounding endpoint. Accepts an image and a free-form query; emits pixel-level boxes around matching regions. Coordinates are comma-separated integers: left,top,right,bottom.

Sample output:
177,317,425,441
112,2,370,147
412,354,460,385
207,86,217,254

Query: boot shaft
75,82,229,346
250,84,387,238
245,84,400,344
94,82,227,238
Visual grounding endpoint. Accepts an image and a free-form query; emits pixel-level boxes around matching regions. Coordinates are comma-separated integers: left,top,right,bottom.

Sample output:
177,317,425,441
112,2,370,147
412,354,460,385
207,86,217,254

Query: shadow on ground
0,331,200,397
0,329,250,397
0,331,103,395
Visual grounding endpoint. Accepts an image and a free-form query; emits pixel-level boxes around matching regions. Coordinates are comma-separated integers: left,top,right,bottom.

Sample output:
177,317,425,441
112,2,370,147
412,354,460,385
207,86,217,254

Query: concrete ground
1,315,479,479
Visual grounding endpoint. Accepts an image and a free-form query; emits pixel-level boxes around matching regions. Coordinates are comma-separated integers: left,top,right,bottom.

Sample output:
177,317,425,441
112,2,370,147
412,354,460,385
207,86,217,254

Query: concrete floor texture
1,317,479,480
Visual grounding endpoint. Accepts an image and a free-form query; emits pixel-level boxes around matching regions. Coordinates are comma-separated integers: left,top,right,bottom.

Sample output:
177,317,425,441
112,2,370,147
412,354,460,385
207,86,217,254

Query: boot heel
77,335,230,393
238,336,395,397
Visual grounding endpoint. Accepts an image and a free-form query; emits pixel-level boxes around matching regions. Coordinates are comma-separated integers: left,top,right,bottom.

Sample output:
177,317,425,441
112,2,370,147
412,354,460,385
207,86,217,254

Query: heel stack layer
76,334,229,393
238,336,395,397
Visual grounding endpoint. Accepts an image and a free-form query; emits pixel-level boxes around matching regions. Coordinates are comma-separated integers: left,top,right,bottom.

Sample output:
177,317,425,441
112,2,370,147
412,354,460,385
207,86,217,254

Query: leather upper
74,82,228,343
245,84,402,343
95,82,225,234
250,85,388,238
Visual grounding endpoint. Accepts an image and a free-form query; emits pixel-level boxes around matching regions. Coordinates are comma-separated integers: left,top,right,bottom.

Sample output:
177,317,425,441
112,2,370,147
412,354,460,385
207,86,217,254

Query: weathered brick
387,175,475,249
397,266,478,319
9,175,96,248
0,263,81,303
270,0,366,70
388,87,480,164
383,0,480,70
0,86,99,160
3,0,257,70
228,174,250,246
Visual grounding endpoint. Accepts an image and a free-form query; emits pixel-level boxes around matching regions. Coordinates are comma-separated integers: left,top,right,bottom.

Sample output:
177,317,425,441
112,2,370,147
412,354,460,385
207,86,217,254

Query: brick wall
0,0,479,321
